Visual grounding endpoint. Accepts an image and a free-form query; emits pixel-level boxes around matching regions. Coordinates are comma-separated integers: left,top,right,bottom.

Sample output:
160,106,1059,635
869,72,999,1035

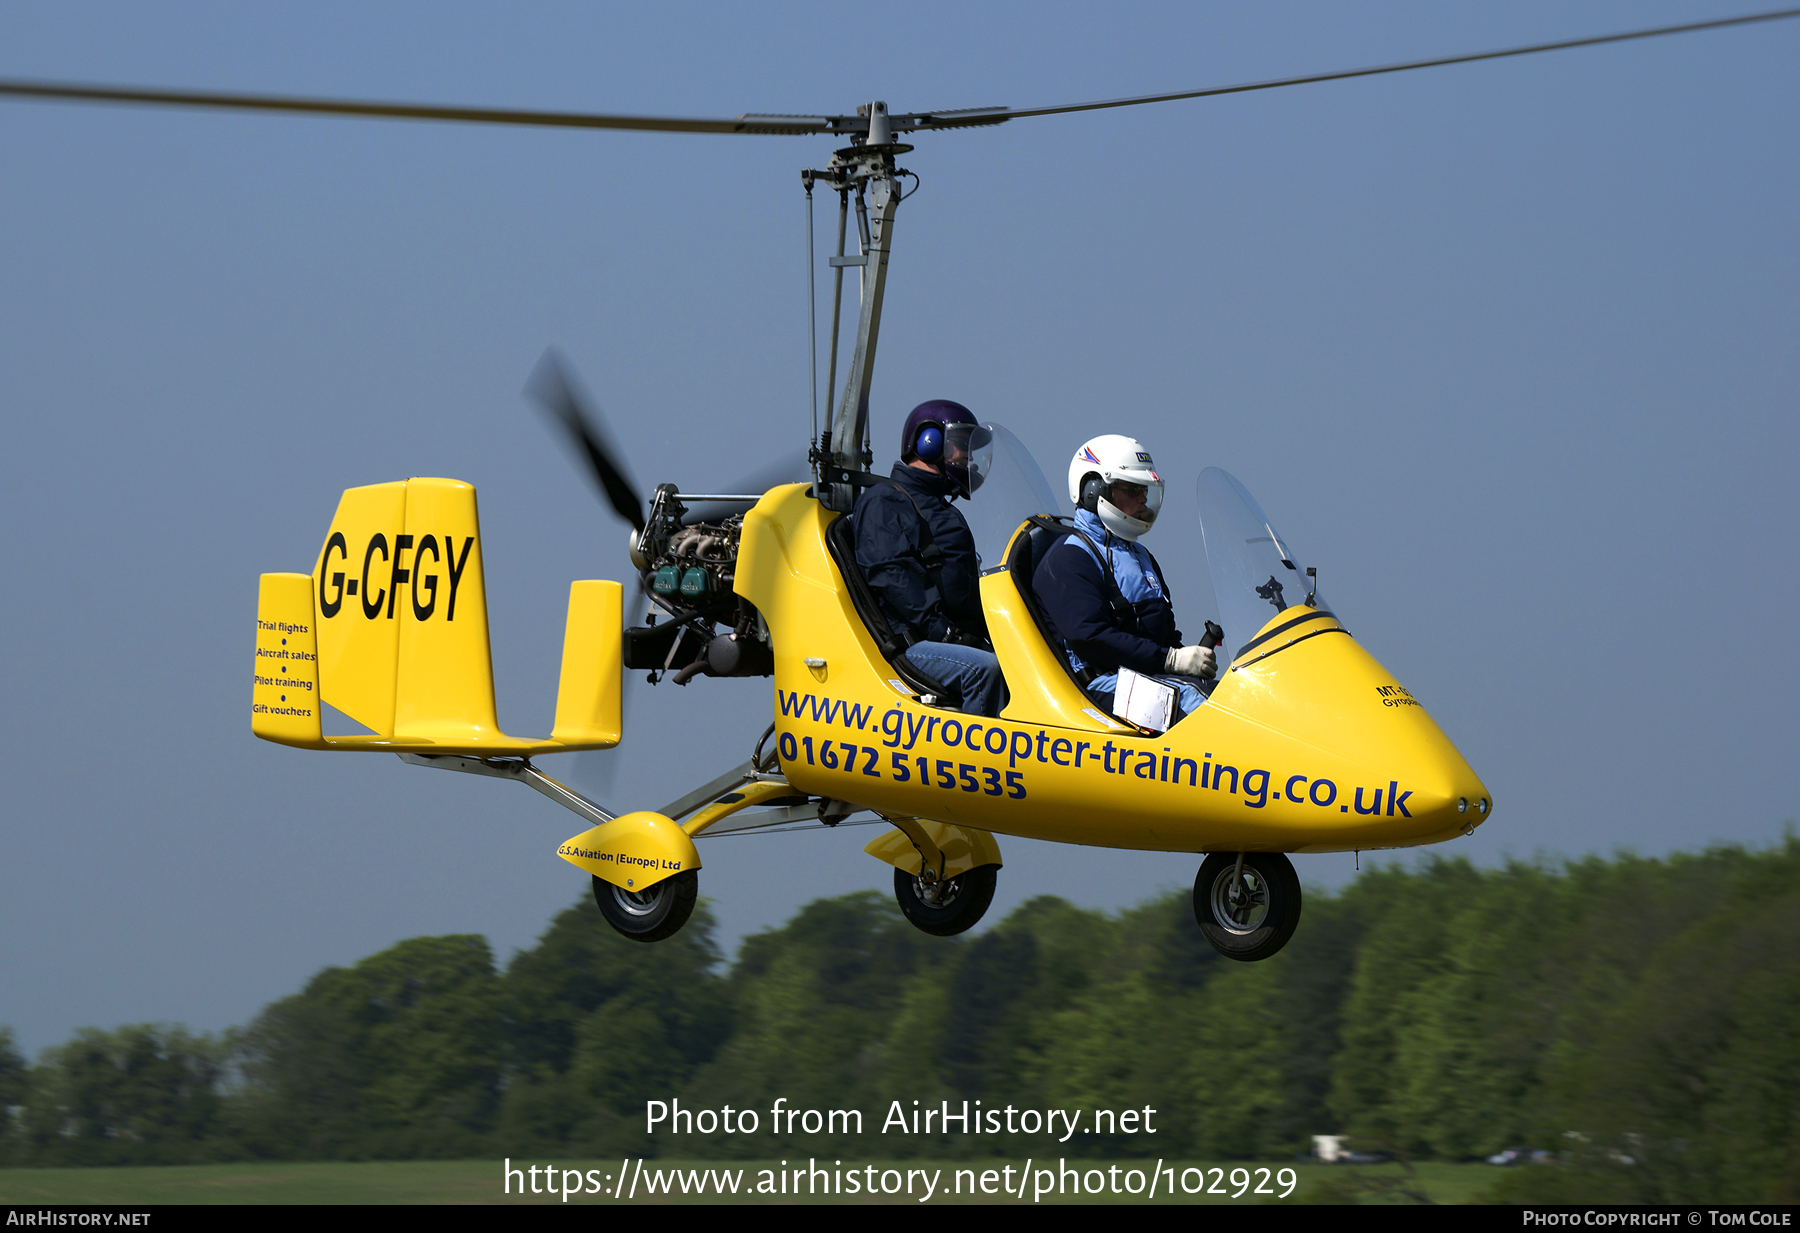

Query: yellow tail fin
550,580,623,747
251,573,326,749
253,477,620,754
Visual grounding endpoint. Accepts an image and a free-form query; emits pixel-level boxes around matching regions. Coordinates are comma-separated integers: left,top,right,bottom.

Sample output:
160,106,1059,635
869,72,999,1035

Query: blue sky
1,1,1795,1055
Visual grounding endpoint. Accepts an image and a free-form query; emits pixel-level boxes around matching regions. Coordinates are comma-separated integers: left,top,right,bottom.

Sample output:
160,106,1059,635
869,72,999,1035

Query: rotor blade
524,349,644,534
894,7,1800,128
7,9,1794,141
887,105,1012,133
0,77,853,135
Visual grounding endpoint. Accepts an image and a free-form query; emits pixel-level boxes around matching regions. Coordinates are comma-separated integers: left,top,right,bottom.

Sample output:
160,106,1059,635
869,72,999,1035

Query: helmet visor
1106,475,1164,525
943,422,994,498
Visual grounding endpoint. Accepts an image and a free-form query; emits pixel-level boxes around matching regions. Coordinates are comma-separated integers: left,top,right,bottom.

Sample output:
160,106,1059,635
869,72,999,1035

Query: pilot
852,400,1004,717
1033,435,1215,723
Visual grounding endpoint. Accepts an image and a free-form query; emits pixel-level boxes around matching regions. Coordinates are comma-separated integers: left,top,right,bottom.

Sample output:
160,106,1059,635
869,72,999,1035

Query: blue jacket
852,463,985,645
1032,508,1181,676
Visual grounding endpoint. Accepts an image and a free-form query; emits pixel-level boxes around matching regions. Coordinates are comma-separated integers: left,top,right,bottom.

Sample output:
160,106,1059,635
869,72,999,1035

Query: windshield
1196,467,1329,661
960,422,1064,568
942,422,993,501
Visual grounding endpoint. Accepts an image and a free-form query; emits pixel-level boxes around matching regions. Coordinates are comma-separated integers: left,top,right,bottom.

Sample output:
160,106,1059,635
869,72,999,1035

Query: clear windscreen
1108,475,1164,527
1196,467,1328,661
959,422,1064,568
943,422,994,502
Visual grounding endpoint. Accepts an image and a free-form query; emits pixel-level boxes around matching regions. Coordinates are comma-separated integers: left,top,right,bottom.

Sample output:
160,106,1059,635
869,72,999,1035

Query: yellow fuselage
736,484,1490,854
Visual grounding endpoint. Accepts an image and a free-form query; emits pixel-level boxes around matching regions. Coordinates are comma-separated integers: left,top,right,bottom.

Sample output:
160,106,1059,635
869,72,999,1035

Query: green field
0,1158,1502,1205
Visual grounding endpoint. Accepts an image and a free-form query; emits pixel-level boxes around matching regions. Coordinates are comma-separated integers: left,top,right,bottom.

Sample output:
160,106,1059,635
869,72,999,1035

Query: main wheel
593,871,697,943
893,864,998,937
1193,852,1302,962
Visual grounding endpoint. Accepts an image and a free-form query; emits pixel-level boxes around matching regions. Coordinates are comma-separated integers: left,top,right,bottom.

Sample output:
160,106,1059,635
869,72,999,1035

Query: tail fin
550,580,623,747
390,478,499,742
311,479,410,735
251,573,325,748
256,476,619,754
313,477,496,741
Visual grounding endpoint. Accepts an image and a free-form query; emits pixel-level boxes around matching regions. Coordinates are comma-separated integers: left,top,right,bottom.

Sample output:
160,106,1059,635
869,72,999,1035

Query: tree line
3,837,1795,1202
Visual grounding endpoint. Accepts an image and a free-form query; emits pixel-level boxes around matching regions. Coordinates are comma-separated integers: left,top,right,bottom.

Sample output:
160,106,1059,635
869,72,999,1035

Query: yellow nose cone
1207,609,1492,850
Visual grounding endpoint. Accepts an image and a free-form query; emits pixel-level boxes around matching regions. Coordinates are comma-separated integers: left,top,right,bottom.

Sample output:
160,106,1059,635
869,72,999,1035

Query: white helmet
1068,435,1164,540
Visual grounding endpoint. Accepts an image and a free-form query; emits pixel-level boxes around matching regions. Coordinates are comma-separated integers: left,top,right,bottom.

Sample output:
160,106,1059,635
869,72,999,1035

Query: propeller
523,354,810,802
572,670,640,805
525,346,809,576
524,348,644,536
523,347,658,645
680,447,815,525
522,349,650,806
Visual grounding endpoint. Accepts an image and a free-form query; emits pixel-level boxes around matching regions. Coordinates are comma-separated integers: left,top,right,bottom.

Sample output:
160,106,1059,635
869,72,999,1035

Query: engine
622,485,772,683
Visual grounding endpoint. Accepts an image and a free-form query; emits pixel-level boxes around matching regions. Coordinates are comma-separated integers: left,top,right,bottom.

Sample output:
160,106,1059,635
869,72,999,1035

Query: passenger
852,400,1004,717
1033,435,1215,723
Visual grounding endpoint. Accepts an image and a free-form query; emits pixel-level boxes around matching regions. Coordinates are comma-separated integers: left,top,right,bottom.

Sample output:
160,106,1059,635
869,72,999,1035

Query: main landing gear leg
398,752,705,944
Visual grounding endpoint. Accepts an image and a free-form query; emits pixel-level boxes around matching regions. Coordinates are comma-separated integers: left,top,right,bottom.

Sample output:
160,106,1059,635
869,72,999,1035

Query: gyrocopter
9,8,1787,960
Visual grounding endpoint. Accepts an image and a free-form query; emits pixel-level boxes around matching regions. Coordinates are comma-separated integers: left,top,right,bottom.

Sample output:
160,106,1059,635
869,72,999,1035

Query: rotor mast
809,102,911,512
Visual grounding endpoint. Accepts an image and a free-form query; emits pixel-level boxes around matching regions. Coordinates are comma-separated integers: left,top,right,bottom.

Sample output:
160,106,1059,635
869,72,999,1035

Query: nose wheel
593,871,698,943
893,864,998,936
1193,852,1301,961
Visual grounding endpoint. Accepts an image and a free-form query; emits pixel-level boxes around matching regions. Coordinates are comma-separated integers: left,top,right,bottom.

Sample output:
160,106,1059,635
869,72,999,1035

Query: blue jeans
1087,672,1209,726
902,642,1005,717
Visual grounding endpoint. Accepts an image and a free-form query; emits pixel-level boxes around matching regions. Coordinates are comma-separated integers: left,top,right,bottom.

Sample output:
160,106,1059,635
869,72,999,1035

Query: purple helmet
899,399,990,499
901,399,976,463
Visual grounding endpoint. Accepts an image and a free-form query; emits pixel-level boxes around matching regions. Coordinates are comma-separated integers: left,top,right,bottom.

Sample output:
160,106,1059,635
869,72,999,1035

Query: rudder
392,478,498,742
551,580,623,748
251,573,325,748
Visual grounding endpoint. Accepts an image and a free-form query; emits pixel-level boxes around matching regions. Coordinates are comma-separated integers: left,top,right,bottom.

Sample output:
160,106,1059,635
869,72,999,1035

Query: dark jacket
852,463,985,645
1033,520,1180,676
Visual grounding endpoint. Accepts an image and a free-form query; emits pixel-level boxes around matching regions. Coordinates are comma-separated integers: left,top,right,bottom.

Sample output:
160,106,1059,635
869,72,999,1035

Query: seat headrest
1011,520,1067,581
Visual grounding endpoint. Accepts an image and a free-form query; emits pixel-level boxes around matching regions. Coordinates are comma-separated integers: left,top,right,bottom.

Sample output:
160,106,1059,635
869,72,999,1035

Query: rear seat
1005,515,1096,699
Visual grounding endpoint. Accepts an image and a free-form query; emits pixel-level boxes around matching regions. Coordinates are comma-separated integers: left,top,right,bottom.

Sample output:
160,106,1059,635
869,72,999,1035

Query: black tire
1193,852,1302,962
593,870,697,943
894,864,998,937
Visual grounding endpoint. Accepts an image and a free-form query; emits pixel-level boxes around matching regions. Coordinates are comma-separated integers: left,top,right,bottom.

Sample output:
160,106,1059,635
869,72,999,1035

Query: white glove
1165,644,1217,679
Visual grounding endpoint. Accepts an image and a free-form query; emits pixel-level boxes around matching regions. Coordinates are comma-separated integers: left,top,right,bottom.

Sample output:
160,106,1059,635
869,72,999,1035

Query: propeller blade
571,674,637,804
680,447,814,524
525,349,645,535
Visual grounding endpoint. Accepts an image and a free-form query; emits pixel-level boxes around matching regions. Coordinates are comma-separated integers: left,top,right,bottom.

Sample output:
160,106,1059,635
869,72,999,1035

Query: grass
0,1157,1502,1204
